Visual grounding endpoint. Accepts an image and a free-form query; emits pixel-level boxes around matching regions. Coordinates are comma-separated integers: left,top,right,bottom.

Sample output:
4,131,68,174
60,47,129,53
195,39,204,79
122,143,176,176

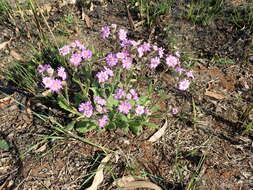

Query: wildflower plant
36,24,194,135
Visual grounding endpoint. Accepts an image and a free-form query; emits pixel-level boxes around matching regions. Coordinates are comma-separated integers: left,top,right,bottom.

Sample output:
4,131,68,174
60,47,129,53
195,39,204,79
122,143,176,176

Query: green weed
128,0,173,27
0,0,12,22
185,0,224,26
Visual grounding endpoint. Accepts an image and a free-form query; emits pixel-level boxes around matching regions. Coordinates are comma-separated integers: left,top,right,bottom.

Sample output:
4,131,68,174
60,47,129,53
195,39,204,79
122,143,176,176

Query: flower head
49,79,62,92
81,49,92,59
94,96,107,106
57,66,67,80
122,57,133,70
96,71,109,83
172,108,179,115
158,47,164,58
135,105,145,115
178,79,190,91
104,67,114,77
118,101,132,114
186,70,194,79
42,77,53,88
106,53,118,67
174,67,185,73
166,55,180,67
98,115,109,128
114,88,126,100
78,101,93,118
118,29,127,41
129,89,138,100
101,26,110,39
70,53,82,66
59,45,71,56
149,57,160,69
37,64,50,73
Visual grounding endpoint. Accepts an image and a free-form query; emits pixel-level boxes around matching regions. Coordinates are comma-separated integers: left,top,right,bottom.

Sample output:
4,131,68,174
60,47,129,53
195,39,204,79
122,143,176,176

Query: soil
0,0,253,190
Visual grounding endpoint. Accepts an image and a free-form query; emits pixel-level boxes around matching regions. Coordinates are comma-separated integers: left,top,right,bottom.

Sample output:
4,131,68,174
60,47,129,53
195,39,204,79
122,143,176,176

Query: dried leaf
85,154,111,190
0,96,13,109
205,90,226,100
0,40,10,50
114,176,162,190
82,11,93,28
148,120,168,143
10,50,24,61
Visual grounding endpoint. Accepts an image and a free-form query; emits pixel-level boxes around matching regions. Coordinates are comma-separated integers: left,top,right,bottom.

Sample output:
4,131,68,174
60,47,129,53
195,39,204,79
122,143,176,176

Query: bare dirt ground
0,0,253,189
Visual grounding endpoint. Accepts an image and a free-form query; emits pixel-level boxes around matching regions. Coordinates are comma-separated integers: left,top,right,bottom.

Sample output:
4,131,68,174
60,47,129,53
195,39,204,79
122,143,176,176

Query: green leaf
137,95,150,105
0,140,10,150
75,121,97,133
107,95,118,107
129,121,142,135
66,120,76,131
57,94,77,114
150,105,160,112
142,121,158,129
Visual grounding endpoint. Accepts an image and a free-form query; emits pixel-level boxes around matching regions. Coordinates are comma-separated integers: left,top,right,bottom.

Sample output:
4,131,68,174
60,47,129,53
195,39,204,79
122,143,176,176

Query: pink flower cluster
113,88,150,116
96,67,114,83
78,96,109,128
59,40,92,66
38,64,67,92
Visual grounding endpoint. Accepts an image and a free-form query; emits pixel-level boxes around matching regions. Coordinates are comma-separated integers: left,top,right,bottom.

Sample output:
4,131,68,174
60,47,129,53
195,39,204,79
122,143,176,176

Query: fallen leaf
0,96,13,109
10,50,24,61
82,11,93,28
205,90,226,100
85,154,111,190
148,120,168,143
114,176,162,190
0,40,10,50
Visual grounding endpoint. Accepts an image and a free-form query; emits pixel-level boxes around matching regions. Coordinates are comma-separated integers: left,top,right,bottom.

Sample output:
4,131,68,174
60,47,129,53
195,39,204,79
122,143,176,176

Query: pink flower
158,47,164,58
49,79,63,92
94,96,107,106
186,71,194,79
114,88,125,100
174,67,185,73
135,105,145,115
149,57,160,69
118,101,132,114
122,57,133,70
166,55,180,67
111,24,117,30
142,42,151,52
37,64,50,73
101,26,110,39
153,45,158,51
59,45,71,56
78,101,93,118
172,108,179,115
46,67,54,76
116,52,126,59
81,49,92,59
98,115,109,128
120,39,133,47
118,29,127,41
42,77,53,88
96,71,109,83
137,46,144,58
144,108,151,115
70,53,82,66
104,67,114,77
178,79,190,91
129,89,138,100
175,51,180,57
106,53,118,67
57,66,67,80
